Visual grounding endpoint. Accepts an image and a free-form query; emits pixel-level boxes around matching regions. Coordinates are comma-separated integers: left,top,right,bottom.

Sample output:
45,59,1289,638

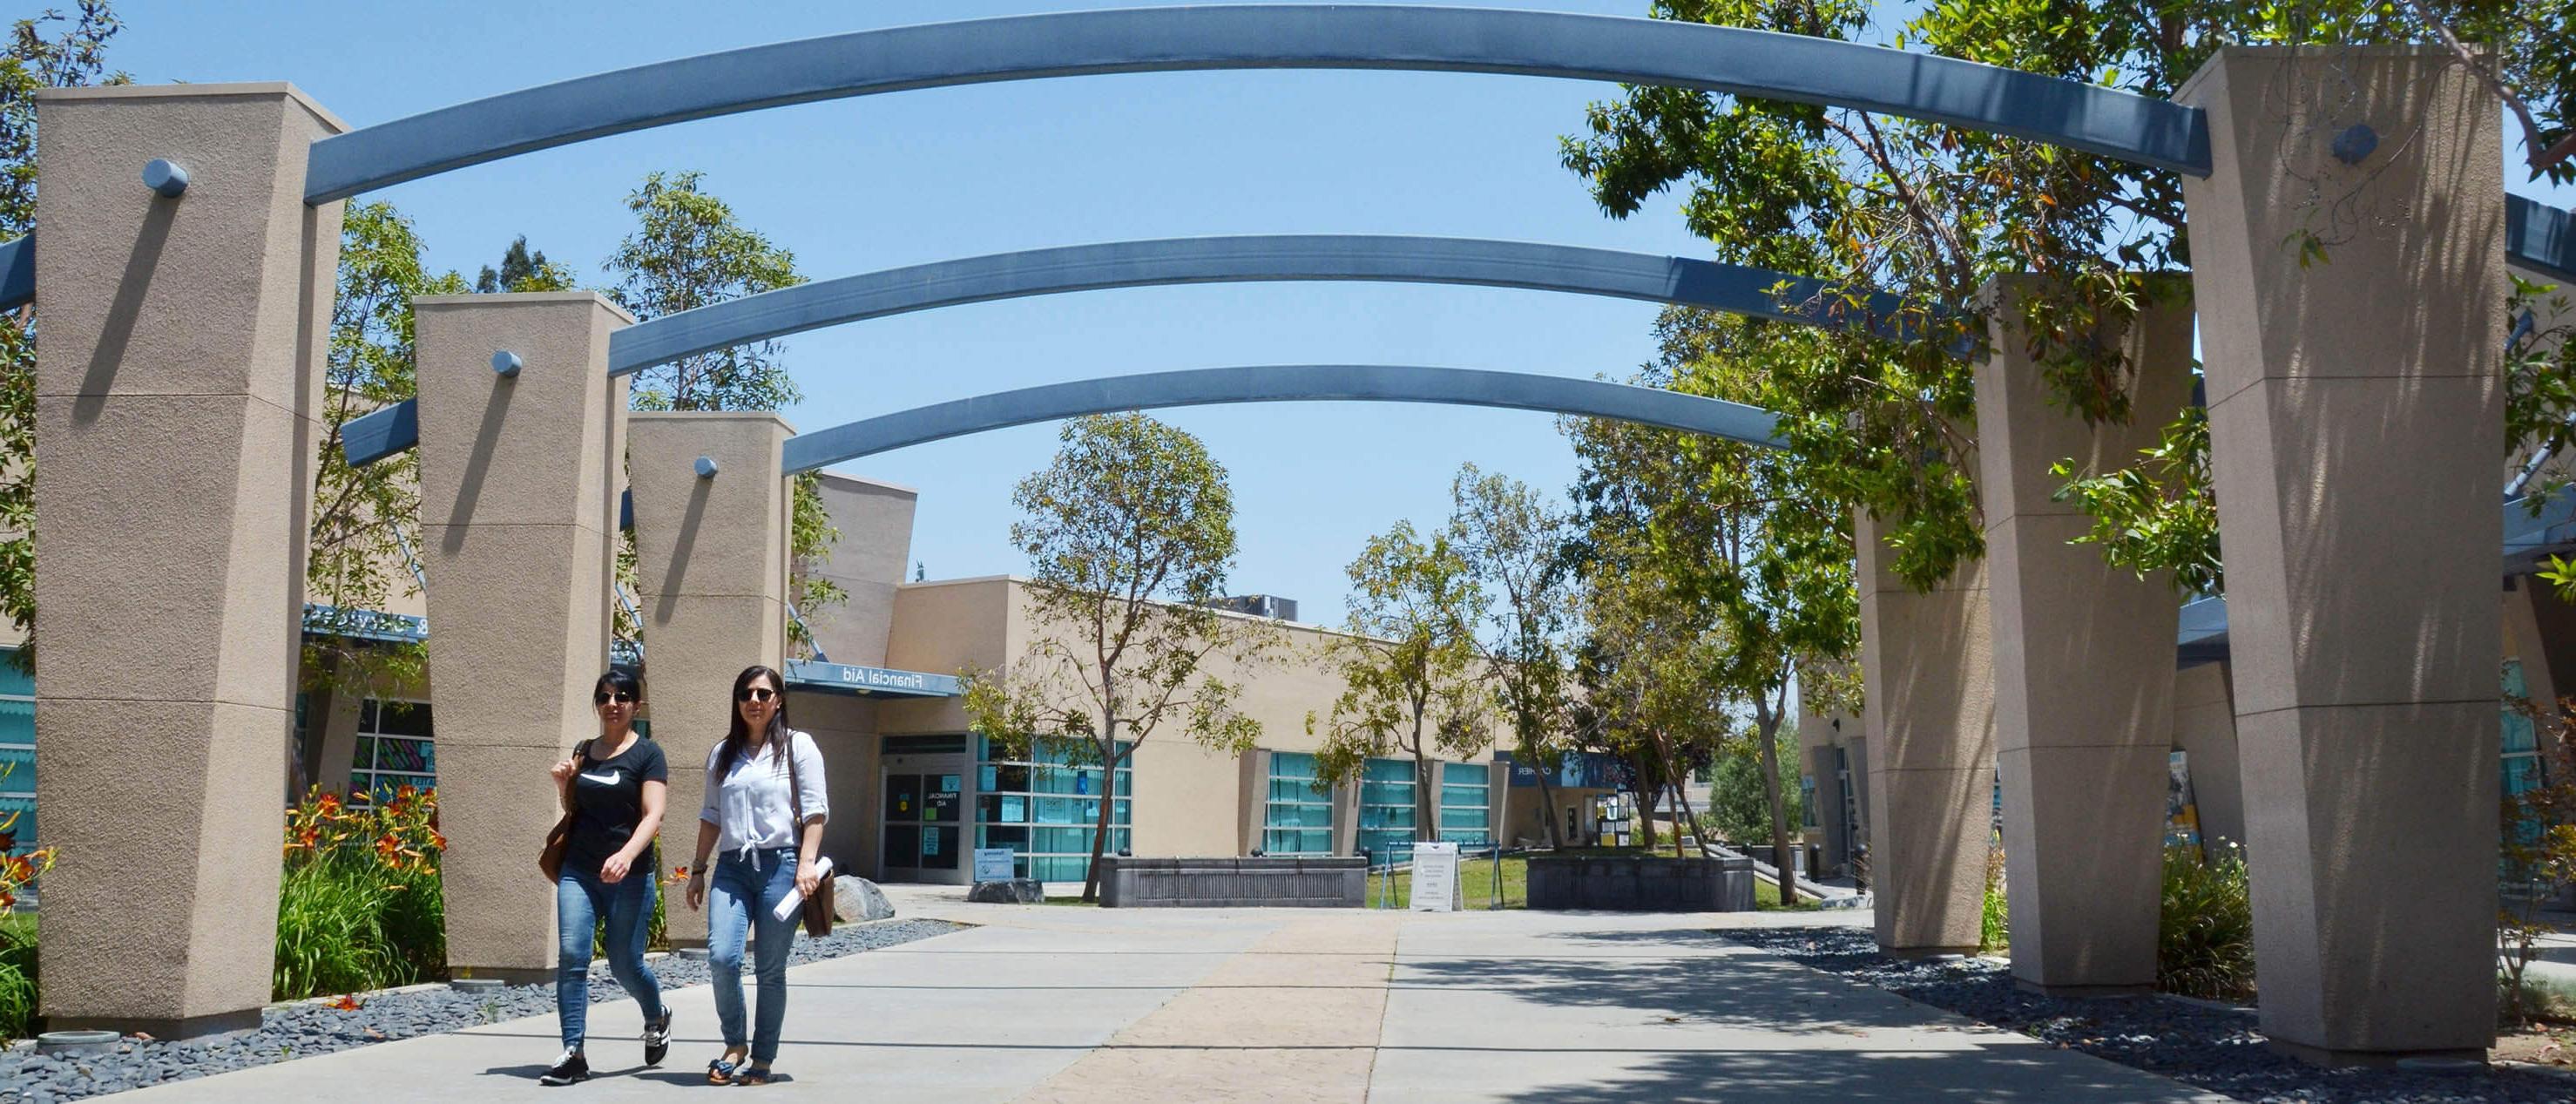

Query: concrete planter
1098,857,1366,908
1525,854,1755,912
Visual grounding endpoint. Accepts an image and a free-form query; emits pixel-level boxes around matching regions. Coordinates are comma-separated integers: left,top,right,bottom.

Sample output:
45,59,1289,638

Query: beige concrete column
2179,46,2504,1061
413,294,631,982
1976,281,2194,995
30,84,344,1037
1855,510,1994,954
630,412,794,945
2171,661,2245,850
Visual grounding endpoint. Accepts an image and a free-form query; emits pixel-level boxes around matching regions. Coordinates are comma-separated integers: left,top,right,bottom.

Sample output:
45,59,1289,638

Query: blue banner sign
1500,750,1627,790
784,659,963,698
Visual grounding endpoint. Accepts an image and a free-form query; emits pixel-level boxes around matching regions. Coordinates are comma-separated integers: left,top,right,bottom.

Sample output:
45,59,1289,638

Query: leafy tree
961,414,1273,902
1567,315,1861,890
1447,463,1577,849
0,2,124,674
1563,0,2576,596
305,202,465,694
1311,518,1491,845
601,171,841,645
473,235,576,294
1567,532,1727,856
1704,724,1805,847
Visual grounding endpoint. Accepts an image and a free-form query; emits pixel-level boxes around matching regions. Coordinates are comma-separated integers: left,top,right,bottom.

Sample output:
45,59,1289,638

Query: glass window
0,648,32,853
975,735,1132,882
2505,660,2546,849
348,696,436,806
1358,757,1419,858
1263,752,1334,856
1439,762,1491,847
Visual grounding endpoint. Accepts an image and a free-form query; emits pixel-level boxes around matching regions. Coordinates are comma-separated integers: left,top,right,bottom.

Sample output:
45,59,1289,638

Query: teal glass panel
0,744,30,789
2504,660,2539,754
0,650,31,698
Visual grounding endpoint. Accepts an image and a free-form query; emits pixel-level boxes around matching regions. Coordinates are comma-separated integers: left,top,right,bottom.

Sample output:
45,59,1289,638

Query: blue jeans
556,861,665,1050
707,847,800,1064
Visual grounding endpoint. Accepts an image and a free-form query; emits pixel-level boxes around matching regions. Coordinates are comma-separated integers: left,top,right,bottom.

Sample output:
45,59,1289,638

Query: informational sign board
1411,842,1460,912
973,847,1016,883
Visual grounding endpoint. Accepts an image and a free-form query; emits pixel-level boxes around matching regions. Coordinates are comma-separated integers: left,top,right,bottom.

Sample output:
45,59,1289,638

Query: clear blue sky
102,1,2576,626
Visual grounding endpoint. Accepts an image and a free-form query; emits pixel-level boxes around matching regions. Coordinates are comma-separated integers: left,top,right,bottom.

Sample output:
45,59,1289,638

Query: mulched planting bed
0,918,963,1103
1726,925,2576,1104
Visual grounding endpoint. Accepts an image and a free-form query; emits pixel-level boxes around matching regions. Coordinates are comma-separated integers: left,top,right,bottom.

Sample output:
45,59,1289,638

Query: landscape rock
966,877,1045,904
832,876,896,923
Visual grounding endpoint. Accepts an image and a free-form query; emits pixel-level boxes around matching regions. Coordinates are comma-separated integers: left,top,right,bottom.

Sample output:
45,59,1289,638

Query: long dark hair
718,664,791,770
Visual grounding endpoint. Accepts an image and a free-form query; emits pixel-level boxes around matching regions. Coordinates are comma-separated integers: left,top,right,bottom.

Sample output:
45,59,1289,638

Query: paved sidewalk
96,889,2227,1102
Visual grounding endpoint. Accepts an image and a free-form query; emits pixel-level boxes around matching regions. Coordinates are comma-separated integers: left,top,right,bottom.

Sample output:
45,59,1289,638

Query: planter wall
1098,857,1366,908
1526,854,1755,912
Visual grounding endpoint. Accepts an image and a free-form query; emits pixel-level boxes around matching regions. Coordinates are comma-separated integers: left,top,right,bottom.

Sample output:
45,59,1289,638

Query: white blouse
700,730,828,859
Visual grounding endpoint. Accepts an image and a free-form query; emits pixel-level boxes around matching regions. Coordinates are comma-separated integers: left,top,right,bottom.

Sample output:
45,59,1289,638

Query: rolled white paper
770,856,835,921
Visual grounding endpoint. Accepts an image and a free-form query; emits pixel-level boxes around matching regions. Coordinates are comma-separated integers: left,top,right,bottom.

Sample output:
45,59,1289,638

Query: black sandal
707,1056,743,1085
738,1065,774,1086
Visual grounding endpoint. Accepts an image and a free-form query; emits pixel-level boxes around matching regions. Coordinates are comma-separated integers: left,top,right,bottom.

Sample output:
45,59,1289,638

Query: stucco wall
2169,660,2243,850
804,473,916,667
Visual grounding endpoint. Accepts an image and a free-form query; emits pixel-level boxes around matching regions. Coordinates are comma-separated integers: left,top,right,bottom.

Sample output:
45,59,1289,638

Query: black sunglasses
736,687,778,702
594,690,637,705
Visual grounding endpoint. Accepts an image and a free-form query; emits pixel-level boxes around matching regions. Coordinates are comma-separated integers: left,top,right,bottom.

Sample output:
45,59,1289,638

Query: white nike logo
579,770,620,785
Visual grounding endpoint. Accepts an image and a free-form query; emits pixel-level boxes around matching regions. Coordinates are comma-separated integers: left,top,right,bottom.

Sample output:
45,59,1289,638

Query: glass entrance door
881,764,963,881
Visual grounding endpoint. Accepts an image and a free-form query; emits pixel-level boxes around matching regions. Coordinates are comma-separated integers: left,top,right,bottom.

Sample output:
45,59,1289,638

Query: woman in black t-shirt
537,670,673,1087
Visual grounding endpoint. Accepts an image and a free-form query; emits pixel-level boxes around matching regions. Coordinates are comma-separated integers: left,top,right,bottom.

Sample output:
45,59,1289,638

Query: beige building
227,472,1523,889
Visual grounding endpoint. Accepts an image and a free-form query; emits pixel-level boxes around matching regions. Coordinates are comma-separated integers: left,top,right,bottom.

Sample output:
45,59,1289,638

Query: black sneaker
642,1007,673,1067
538,1046,590,1086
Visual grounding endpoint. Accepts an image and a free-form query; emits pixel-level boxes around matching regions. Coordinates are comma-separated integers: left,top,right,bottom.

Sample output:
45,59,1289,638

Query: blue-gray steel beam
301,5,2209,203
341,395,418,468
2511,193,2576,285
777,364,1782,474
0,234,28,313
607,235,1930,376
342,234,1914,464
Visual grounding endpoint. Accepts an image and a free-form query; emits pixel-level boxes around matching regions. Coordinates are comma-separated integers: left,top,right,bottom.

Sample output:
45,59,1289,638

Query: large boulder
832,876,895,923
966,877,1045,904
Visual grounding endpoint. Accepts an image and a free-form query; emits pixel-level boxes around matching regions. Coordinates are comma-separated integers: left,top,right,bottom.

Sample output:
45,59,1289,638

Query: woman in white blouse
683,664,828,1086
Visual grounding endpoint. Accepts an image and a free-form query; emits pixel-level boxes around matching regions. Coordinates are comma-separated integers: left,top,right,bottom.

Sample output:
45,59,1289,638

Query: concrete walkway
107,889,2228,1102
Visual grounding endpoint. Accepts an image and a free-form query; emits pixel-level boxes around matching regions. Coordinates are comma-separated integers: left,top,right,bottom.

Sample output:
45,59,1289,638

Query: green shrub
1979,845,2009,953
2158,843,2255,1001
275,860,401,999
0,913,37,1040
272,787,447,1000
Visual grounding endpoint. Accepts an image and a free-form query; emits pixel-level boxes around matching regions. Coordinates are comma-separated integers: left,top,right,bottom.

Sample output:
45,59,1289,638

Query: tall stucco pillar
1976,281,2193,994
1855,510,1994,954
2171,661,2245,850
2180,46,2503,1061
30,85,343,1037
630,412,793,945
414,294,631,982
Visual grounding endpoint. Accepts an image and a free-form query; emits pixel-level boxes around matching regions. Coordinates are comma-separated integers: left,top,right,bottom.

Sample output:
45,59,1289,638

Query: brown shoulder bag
785,733,835,936
537,739,592,884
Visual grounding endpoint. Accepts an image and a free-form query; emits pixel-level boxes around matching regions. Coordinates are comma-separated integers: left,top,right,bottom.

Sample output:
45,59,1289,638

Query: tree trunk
1412,750,1440,843
1079,732,1119,903
1671,775,1706,857
1535,768,1564,850
1755,701,1795,910
1635,778,1660,850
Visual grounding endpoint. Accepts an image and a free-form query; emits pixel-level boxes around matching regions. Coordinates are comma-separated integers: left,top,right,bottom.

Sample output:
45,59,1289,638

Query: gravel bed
0,918,963,1103
1726,925,2576,1104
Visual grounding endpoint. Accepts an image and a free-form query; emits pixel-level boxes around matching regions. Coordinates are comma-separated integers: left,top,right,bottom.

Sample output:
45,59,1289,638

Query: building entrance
880,741,967,884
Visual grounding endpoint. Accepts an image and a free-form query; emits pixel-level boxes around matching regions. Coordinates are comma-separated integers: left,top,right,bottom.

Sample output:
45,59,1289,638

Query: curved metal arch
303,4,2209,202
607,234,1933,376
779,365,1782,474
337,234,1934,465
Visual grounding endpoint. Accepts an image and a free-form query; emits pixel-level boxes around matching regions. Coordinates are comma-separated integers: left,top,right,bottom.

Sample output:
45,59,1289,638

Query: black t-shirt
565,736,670,874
